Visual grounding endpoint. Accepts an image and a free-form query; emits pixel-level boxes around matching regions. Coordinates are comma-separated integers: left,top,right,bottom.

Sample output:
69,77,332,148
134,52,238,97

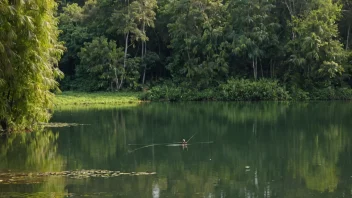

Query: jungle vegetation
57,0,352,97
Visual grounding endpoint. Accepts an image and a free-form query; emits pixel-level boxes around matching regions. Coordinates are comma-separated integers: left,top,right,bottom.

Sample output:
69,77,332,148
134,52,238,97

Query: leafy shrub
141,79,291,101
218,79,290,101
310,88,352,100
289,87,310,100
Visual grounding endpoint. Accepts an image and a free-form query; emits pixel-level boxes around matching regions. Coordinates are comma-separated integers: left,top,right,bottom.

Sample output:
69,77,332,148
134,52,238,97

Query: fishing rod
128,142,180,146
130,132,198,145
186,132,198,143
188,141,213,144
127,132,206,153
127,141,214,153
127,143,166,153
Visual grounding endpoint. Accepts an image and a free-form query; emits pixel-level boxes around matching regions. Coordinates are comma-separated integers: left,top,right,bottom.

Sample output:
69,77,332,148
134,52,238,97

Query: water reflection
0,130,66,197
0,102,352,197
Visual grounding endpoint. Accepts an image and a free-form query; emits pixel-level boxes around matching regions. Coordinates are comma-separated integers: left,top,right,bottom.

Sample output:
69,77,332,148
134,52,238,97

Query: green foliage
75,36,124,91
109,0,157,87
58,3,89,75
289,87,311,100
286,0,346,86
56,0,352,96
165,0,229,87
227,0,278,80
141,79,290,101
218,79,290,101
124,57,141,89
54,91,140,108
142,81,352,101
310,88,352,100
0,0,63,131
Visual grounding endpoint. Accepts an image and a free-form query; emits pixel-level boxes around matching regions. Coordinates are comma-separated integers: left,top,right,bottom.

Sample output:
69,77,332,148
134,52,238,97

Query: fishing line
187,132,198,143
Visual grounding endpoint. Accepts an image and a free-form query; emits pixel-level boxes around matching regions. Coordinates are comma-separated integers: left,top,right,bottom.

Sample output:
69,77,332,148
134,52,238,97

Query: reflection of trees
0,130,65,172
53,108,130,170
0,129,66,197
288,125,346,192
49,102,352,197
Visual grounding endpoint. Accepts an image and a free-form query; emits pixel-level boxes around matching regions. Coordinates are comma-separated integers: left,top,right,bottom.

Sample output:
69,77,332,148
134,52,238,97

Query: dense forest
58,0,352,95
1,0,352,131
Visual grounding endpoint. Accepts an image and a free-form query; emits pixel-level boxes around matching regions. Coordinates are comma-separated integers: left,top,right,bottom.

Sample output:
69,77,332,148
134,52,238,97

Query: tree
129,0,157,85
109,1,140,89
54,0,352,92
109,0,157,88
0,0,63,131
339,0,352,50
285,0,345,88
165,0,229,87
58,3,89,76
227,0,278,80
76,37,124,91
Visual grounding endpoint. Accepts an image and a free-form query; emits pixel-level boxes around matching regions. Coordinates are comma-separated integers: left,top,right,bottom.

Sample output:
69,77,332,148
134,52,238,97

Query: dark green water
1,102,352,197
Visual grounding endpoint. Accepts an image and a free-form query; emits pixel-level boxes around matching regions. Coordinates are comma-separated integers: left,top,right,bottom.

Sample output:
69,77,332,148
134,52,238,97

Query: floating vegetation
40,122,89,128
0,170,156,184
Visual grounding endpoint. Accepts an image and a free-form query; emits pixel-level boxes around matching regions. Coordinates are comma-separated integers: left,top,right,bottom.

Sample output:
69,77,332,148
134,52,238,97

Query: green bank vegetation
54,92,140,106
141,79,352,101
53,92,141,111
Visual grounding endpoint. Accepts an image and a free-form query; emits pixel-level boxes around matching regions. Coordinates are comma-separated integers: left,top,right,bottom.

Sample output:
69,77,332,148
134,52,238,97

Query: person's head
182,139,186,143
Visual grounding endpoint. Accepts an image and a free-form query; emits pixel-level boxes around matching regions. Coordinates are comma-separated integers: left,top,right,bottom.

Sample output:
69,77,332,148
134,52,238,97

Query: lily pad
40,122,89,128
0,169,157,184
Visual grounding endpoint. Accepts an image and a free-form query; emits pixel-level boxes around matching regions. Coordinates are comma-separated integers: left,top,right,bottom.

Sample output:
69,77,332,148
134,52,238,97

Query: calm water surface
1,102,352,197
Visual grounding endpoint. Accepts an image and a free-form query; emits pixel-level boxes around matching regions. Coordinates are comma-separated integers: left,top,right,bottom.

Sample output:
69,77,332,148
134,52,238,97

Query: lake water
1,102,352,197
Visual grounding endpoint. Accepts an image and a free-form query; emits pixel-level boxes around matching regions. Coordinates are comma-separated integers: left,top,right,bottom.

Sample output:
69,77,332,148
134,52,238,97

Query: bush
310,88,352,100
218,79,290,101
140,83,182,101
289,87,310,100
141,79,291,101
141,80,352,101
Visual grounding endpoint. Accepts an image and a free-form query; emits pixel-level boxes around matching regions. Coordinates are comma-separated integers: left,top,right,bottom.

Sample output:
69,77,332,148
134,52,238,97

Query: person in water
182,139,188,150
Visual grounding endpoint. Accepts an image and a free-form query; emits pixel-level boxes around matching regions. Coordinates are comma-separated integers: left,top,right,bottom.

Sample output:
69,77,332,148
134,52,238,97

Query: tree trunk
142,21,147,85
114,67,119,91
119,31,130,90
0,119,7,131
260,60,264,78
270,59,273,78
253,58,258,80
141,41,144,83
143,50,147,85
272,61,276,79
346,24,350,50
253,59,255,80
142,47,147,84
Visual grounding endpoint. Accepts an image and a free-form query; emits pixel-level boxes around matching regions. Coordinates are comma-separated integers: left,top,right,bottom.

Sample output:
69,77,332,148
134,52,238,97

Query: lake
1,102,352,197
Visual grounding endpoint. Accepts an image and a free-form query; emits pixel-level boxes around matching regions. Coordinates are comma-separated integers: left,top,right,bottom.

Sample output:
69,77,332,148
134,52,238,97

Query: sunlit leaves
286,0,345,85
0,0,63,131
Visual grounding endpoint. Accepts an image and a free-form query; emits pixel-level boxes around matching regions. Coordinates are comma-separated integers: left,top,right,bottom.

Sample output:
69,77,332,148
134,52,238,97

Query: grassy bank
54,92,141,109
